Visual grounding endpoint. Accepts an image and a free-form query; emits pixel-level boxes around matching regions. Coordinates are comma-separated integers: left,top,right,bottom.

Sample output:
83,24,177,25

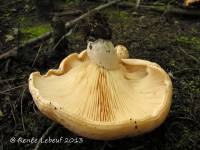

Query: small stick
0,75,27,84
5,96,17,126
0,32,51,61
65,0,122,28
5,59,11,72
0,130,3,150
0,84,26,95
50,10,82,17
100,141,108,150
51,28,73,52
129,145,144,150
135,0,141,9
33,122,57,150
173,68,200,74
0,49,17,60
118,2,200,17
178,47,200,64
32,44,43,67
0,78,16,83
20,88,26,132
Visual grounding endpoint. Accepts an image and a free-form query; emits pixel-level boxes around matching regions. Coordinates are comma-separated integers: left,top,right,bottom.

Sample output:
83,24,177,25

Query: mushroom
29,38,172,140
115,45,129,59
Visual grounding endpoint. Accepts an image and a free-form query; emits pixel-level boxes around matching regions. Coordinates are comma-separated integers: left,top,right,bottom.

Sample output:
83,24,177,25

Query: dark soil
0,1,200,150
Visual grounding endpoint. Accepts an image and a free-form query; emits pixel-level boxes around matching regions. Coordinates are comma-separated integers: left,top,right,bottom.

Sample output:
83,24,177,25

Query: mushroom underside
29,51,172,139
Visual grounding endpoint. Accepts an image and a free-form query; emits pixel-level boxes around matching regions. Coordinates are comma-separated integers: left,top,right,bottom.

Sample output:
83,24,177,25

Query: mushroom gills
32,60,169,123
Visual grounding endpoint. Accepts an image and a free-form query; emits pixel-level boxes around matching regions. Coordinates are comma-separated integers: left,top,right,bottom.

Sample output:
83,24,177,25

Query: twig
0,0,23,8
0,78,16,83
5,96,17,126
118,2,200,17
0,32,51,61
128,145,144,150
0,84,26,95
33,122,57,150
135,0,141,9
65,0,122,29
0,0,121,61
173,68,200,74
0,75,27,84
178,47,200,64
100,141,108,150
50,10,82,17
17,22,20,53
32,44,43,67
52,28,73,51
33,104,40,115
5,59,11,72
0,130,3,150
176,116,199,125
20,88,26,132
0,49,17,60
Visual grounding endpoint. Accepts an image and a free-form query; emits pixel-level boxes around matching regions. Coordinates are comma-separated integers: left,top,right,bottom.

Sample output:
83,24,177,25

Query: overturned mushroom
29,13,172,140
29,38,172,140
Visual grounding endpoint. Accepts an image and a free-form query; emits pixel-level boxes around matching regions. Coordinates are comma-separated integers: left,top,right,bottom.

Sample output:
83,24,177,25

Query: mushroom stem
87,39,120,70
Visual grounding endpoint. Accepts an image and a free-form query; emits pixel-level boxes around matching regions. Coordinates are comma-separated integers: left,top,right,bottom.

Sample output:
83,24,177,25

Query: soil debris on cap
81,12,112,42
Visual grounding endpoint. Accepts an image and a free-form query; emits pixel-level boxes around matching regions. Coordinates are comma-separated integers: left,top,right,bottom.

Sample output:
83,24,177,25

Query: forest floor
0,0,200,150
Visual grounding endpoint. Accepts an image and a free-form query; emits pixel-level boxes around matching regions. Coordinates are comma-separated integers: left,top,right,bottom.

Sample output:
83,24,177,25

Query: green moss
68,32,82,41
191,27,197,34
176,128,200,149
181,79,200,95
116,11,129,19
21,24,51,40
176,36,200,50
64,0,81,5
17,16,39,28
104,9,130,20
169,60,176,67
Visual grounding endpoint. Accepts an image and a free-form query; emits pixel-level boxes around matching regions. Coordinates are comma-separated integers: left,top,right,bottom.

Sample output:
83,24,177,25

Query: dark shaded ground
0,1,200,150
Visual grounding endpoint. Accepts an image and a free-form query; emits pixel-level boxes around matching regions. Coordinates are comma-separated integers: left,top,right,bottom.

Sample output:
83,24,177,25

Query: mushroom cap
29,50,172,140
115,45,129,59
